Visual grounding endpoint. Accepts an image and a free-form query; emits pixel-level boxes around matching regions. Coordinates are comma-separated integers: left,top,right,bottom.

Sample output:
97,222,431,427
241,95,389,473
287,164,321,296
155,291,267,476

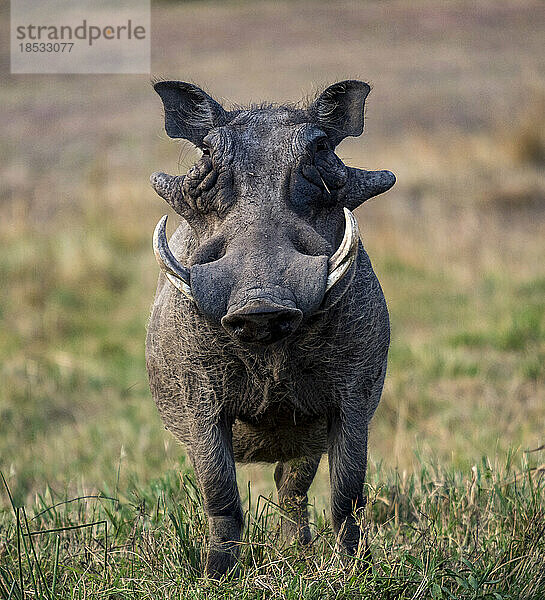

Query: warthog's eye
291,144,348,213
315,137,330,153
183,153,234,216
314,149,348,192
291,161,335,213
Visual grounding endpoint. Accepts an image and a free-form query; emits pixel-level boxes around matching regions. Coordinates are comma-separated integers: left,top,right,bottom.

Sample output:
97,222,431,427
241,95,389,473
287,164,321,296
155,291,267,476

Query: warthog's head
151,80,395,345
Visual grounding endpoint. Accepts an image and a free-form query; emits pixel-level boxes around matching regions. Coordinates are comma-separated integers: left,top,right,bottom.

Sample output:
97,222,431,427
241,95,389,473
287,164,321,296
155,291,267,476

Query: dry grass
1,456,544,598
0,0,544,595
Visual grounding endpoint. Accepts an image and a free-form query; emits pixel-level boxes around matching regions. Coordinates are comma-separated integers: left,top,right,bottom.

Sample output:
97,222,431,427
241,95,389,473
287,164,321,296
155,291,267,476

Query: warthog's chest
233,400,328,463
236,397,321,427
230,357,334,422
228,366,331,463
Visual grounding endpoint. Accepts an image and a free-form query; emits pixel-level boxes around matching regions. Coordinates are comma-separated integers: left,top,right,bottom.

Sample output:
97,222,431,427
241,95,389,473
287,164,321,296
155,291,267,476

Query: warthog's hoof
281,518,312,546
205,547,239,580
206,515,241,579
334,518,373,571
334,543,373,573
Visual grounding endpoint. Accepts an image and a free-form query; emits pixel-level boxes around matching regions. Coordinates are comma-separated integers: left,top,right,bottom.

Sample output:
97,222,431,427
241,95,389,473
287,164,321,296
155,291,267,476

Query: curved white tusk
326,208,360,292
153,215,193,300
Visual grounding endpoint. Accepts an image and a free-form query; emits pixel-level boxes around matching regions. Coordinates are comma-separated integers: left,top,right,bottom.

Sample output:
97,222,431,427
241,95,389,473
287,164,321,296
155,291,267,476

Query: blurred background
1,0,544,508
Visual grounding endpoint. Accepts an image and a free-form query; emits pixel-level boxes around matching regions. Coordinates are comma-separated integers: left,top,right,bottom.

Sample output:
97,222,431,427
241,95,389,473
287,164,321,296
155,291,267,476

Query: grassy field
1,456,544,598
1,0,544,597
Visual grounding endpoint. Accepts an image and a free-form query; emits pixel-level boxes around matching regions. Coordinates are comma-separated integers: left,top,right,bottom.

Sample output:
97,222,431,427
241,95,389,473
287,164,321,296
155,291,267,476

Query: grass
1,0,545,596
1,454,544,599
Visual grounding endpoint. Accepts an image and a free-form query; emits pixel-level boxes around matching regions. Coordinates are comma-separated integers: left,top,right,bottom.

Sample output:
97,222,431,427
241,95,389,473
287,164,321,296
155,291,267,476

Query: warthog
146,80,395,578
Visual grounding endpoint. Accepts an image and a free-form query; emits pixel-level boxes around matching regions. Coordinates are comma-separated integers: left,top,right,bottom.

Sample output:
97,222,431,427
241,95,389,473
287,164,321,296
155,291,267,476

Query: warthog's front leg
274,455,321,545
328,410,368,557
190,414,242,578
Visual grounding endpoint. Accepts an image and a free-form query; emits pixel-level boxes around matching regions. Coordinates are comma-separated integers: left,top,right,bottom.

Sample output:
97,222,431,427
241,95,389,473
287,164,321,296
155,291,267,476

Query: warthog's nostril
222,302,303,345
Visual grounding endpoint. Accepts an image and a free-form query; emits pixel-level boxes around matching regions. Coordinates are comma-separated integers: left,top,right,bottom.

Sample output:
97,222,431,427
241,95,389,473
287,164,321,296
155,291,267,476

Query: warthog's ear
153,81,227,145
310,80,370,146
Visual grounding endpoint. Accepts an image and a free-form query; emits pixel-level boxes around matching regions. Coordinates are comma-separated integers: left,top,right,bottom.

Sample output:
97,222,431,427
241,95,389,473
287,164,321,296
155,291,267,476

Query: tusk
326,208,359,292
153,215,193,299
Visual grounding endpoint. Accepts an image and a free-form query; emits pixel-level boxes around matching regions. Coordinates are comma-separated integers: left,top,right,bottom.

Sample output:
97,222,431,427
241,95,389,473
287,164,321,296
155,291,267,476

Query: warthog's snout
222,299,303,344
